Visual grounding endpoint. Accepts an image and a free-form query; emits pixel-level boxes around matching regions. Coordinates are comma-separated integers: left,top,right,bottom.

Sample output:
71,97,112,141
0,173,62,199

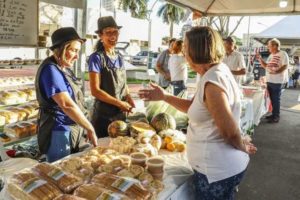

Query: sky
86,0,287,52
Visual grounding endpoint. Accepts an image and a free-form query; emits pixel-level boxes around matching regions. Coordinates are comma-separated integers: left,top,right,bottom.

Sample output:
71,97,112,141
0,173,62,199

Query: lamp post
146,0,160,69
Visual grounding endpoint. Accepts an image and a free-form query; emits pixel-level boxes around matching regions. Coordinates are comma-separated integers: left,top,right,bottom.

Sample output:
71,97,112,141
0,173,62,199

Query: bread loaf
33,163,83,193
4,123,30,138
7,171,62,200
91,173,151,200
74,183,130,200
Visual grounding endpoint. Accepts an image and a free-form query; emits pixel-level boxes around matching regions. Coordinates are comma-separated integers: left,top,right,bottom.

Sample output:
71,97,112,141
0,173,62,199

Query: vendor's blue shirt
88,52,122,73
39,64,75,131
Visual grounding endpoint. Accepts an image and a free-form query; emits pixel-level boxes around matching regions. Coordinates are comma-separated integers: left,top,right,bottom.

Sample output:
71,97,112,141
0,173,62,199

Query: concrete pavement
237,88,300,200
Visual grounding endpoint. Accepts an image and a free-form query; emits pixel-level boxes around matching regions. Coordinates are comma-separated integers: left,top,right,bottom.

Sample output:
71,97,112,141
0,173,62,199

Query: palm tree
157,3,185,37
119,0,148,19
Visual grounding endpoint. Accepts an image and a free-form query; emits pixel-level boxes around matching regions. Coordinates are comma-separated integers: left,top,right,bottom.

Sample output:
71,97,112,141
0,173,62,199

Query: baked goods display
7,171,62,200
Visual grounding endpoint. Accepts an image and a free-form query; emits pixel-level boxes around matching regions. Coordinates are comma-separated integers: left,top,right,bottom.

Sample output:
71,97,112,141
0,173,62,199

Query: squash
129,121,156,138
150,113,176,132
107,120,128,138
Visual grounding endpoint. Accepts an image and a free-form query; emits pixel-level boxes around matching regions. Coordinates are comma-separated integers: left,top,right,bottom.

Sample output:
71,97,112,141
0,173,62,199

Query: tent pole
246,16,252,72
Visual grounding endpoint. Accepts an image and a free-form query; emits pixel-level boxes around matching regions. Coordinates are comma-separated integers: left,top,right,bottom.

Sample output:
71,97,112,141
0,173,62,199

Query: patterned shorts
190,170,246,200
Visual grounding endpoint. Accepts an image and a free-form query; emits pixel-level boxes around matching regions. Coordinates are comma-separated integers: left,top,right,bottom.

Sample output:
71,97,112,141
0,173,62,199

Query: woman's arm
89,72,131,112
139,82,192,113
204,82,257,154
52,92,98,146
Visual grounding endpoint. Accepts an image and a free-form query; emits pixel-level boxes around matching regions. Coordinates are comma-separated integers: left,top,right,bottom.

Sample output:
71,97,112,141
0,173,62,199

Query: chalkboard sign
0,0,38,46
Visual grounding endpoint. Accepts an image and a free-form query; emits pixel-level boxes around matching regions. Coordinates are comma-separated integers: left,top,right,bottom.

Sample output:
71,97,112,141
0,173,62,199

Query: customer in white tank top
138,26,257,200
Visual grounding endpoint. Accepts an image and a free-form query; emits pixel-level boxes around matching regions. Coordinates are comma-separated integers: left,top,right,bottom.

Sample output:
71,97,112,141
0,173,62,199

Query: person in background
35,27,98,162
168,39,188,95
88,16,135,138
223,36,246,85
292,56,300,88
139,26,256,199
258,38,289,123
156,38,176,89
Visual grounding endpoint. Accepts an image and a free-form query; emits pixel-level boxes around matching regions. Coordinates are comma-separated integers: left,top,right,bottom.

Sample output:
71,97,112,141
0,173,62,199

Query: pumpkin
151,113,176,132
107,120,128,138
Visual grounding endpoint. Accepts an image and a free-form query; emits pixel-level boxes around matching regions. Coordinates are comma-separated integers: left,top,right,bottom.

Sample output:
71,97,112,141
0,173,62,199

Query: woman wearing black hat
35,27,98,162
88,16,135,138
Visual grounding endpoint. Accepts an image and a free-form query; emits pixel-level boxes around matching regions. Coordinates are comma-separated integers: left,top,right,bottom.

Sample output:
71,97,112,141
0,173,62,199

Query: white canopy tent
167,0,300,15
253,15,300,46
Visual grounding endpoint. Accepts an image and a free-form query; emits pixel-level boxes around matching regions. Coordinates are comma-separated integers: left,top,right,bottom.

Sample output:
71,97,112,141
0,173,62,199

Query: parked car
131,51,159,66
115,42,131,62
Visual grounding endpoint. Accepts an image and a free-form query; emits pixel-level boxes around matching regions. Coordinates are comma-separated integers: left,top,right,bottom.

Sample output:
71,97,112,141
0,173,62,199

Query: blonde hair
185,26,224,64
52,41,73,65
269,38,281,50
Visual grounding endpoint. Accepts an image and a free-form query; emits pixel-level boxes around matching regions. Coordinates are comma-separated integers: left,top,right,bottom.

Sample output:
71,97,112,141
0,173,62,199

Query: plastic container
146,157,164,174
130,152,148,167
150,172,164,180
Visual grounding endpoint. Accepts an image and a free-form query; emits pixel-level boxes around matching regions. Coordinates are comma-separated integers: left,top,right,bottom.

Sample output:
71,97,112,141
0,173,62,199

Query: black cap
95,16,122,34
223,36,236,44
50,27,86,50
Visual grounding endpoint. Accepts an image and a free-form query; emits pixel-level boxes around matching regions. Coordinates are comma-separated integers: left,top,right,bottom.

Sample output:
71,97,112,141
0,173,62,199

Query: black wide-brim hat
95,16,122,34
50,27,86,50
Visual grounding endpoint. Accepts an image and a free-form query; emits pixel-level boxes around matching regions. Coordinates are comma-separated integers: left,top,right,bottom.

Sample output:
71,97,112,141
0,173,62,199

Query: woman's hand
86,129,98,147
244,143,257,155
126,95,136,109
138,82,166,101
118,101,132,112
242,138,257,155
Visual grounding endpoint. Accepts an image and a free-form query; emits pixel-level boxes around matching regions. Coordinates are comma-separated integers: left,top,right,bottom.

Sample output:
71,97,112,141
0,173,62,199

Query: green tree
157,3,185,37
119,0,148,19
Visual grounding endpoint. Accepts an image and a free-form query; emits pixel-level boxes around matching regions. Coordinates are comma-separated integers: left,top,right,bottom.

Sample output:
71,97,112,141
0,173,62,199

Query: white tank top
187,63,249,183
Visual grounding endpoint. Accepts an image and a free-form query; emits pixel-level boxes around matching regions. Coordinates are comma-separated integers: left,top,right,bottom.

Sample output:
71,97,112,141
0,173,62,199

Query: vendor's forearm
164,94,192,113
61,104,94,132
91,89,122,108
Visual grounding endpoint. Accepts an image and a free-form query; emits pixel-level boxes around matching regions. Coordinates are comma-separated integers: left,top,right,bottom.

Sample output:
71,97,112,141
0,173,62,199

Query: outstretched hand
138,82,166,101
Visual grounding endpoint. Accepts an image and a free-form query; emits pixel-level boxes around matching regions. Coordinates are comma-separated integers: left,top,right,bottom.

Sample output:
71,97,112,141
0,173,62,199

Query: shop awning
167,0,300,16
253,15,300,46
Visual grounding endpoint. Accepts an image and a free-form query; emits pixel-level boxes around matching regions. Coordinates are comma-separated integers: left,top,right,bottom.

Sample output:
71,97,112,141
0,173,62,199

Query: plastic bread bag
53,194,87,200
7,170,62,200
74,183,131,200
32,163,83,193
91,173,152,200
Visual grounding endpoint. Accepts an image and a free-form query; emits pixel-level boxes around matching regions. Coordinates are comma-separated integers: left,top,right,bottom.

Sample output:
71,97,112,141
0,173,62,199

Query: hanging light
279,0,288,8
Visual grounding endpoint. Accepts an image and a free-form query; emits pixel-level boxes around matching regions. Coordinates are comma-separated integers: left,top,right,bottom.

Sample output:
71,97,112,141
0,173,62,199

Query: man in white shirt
223,36,246,85
258,38,289,123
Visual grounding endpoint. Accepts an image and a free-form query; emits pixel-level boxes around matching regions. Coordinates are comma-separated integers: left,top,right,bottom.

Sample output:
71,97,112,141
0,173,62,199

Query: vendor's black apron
35,56,86,154
91,52,127,138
